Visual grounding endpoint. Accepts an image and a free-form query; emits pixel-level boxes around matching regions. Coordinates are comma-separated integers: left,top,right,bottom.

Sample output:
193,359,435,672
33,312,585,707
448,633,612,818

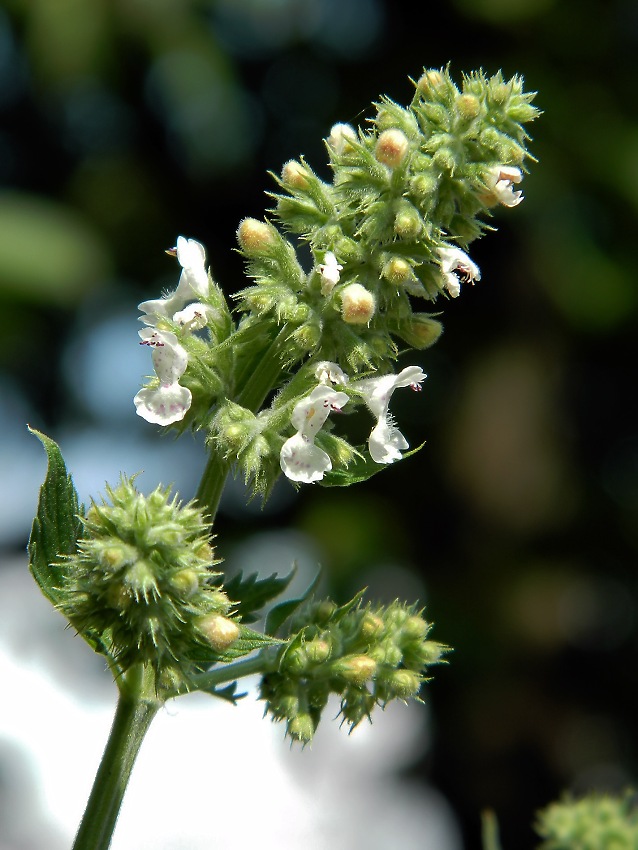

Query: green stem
72,667,160,850
183,651,278,696
194,323,290,523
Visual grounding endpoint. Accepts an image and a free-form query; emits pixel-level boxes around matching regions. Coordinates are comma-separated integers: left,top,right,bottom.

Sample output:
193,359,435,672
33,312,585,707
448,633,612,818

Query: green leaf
27,428,82,607
215,624,281,662
265,568,322,636
224,568,296,624
319,442,425,487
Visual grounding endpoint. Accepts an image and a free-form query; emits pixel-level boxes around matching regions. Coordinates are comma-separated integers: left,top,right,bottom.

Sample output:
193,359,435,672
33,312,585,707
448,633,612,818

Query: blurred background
2,0,638,848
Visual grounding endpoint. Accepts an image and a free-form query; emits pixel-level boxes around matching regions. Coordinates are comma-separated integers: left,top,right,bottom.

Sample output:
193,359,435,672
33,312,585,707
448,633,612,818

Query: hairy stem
72,666,160,850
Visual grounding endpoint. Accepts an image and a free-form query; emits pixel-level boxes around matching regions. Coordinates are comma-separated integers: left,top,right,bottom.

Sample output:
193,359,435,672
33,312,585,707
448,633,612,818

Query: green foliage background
2,1,638,848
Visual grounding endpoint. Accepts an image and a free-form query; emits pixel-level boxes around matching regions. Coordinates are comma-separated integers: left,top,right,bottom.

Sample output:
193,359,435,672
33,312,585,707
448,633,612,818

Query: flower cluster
535,792,638,850
57,476,242,688
133,69,537,499
135,237,211,426
260,596,446,742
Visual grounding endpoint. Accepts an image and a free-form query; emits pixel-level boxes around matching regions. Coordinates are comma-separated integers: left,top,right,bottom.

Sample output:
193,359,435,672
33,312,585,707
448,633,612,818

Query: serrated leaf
319,442,425,487
224,567,296,624
207,681,248,705
265,568,322,636
27,428,82,607
215,624,281,663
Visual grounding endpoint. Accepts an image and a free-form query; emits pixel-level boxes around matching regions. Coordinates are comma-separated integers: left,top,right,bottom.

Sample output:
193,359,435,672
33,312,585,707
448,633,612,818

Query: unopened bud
169,569,200,597
382,257,412,286
334,654,377,686
198,614,240,652
410,172,438,198
456,94,480,121
124,560,158,597
340,283,376,325
288,712,315,743
315,600,338,623
388,669,421,699
281,160,309,189
393,205,422,239
375,129,409,169
305,639,331,664
326,123,357,156
402,615,429,640
237,218,276,255
417,69,445,97
360,612,385,640
392,314,442,349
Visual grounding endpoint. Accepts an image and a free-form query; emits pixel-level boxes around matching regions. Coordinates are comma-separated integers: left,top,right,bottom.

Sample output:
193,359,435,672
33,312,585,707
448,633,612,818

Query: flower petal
280,433,332,483
134,384,192,425
368,420,409,464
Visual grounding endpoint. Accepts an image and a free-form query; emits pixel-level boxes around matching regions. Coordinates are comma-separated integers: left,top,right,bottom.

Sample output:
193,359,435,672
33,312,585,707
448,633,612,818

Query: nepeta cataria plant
28,66,538,850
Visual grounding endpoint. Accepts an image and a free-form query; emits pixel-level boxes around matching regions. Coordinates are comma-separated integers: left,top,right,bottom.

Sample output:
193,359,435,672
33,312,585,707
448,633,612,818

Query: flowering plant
28,66,541,849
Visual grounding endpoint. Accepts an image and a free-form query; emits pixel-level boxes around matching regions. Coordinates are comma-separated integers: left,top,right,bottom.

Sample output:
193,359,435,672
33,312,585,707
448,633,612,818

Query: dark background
2,1,638,848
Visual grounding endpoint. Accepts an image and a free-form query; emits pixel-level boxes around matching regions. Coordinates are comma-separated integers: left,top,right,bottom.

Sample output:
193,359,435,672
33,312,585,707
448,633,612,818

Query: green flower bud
387,669,421,699
333,654,377,686
58,477,230,682
416,69,446,98
305,638,331,664
393,203,422,240
359,612,385,640
391,314,443,349
382,257,413,286
288,712,316,743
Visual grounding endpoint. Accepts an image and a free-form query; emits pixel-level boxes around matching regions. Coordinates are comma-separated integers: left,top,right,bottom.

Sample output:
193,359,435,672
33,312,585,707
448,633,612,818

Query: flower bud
237,218,276,256
391,314,443,350
169,569,200,598
326,123,357,156
456,93,481,121
198,614,240,652
340,283,376,325
375,129,409,169
305,638,331,664
388,669,421,699
410,172,438,199
417,69,445,98
333,654,377,686
281,159,309,189
359,612,385,640
382,257,412,286
402,615,430,640
393,204,422,240
288,712,315,743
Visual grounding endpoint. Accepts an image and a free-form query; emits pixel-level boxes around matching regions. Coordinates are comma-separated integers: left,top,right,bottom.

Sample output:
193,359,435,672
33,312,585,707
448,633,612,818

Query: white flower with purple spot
355,366,426,463
280,385,349,483
437,247,481,298
134,329,192,425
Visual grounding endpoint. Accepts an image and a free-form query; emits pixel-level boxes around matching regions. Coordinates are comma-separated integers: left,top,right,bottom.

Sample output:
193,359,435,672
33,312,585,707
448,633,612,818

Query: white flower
326,123,357,156
138,236,209,326
134,329,192,425
173,236,209,300
172,302,215,333
280,385,349,483
355,366,426,464
314,361,349,386
437,247,481,298
317,251,343,295
485,165,523,207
